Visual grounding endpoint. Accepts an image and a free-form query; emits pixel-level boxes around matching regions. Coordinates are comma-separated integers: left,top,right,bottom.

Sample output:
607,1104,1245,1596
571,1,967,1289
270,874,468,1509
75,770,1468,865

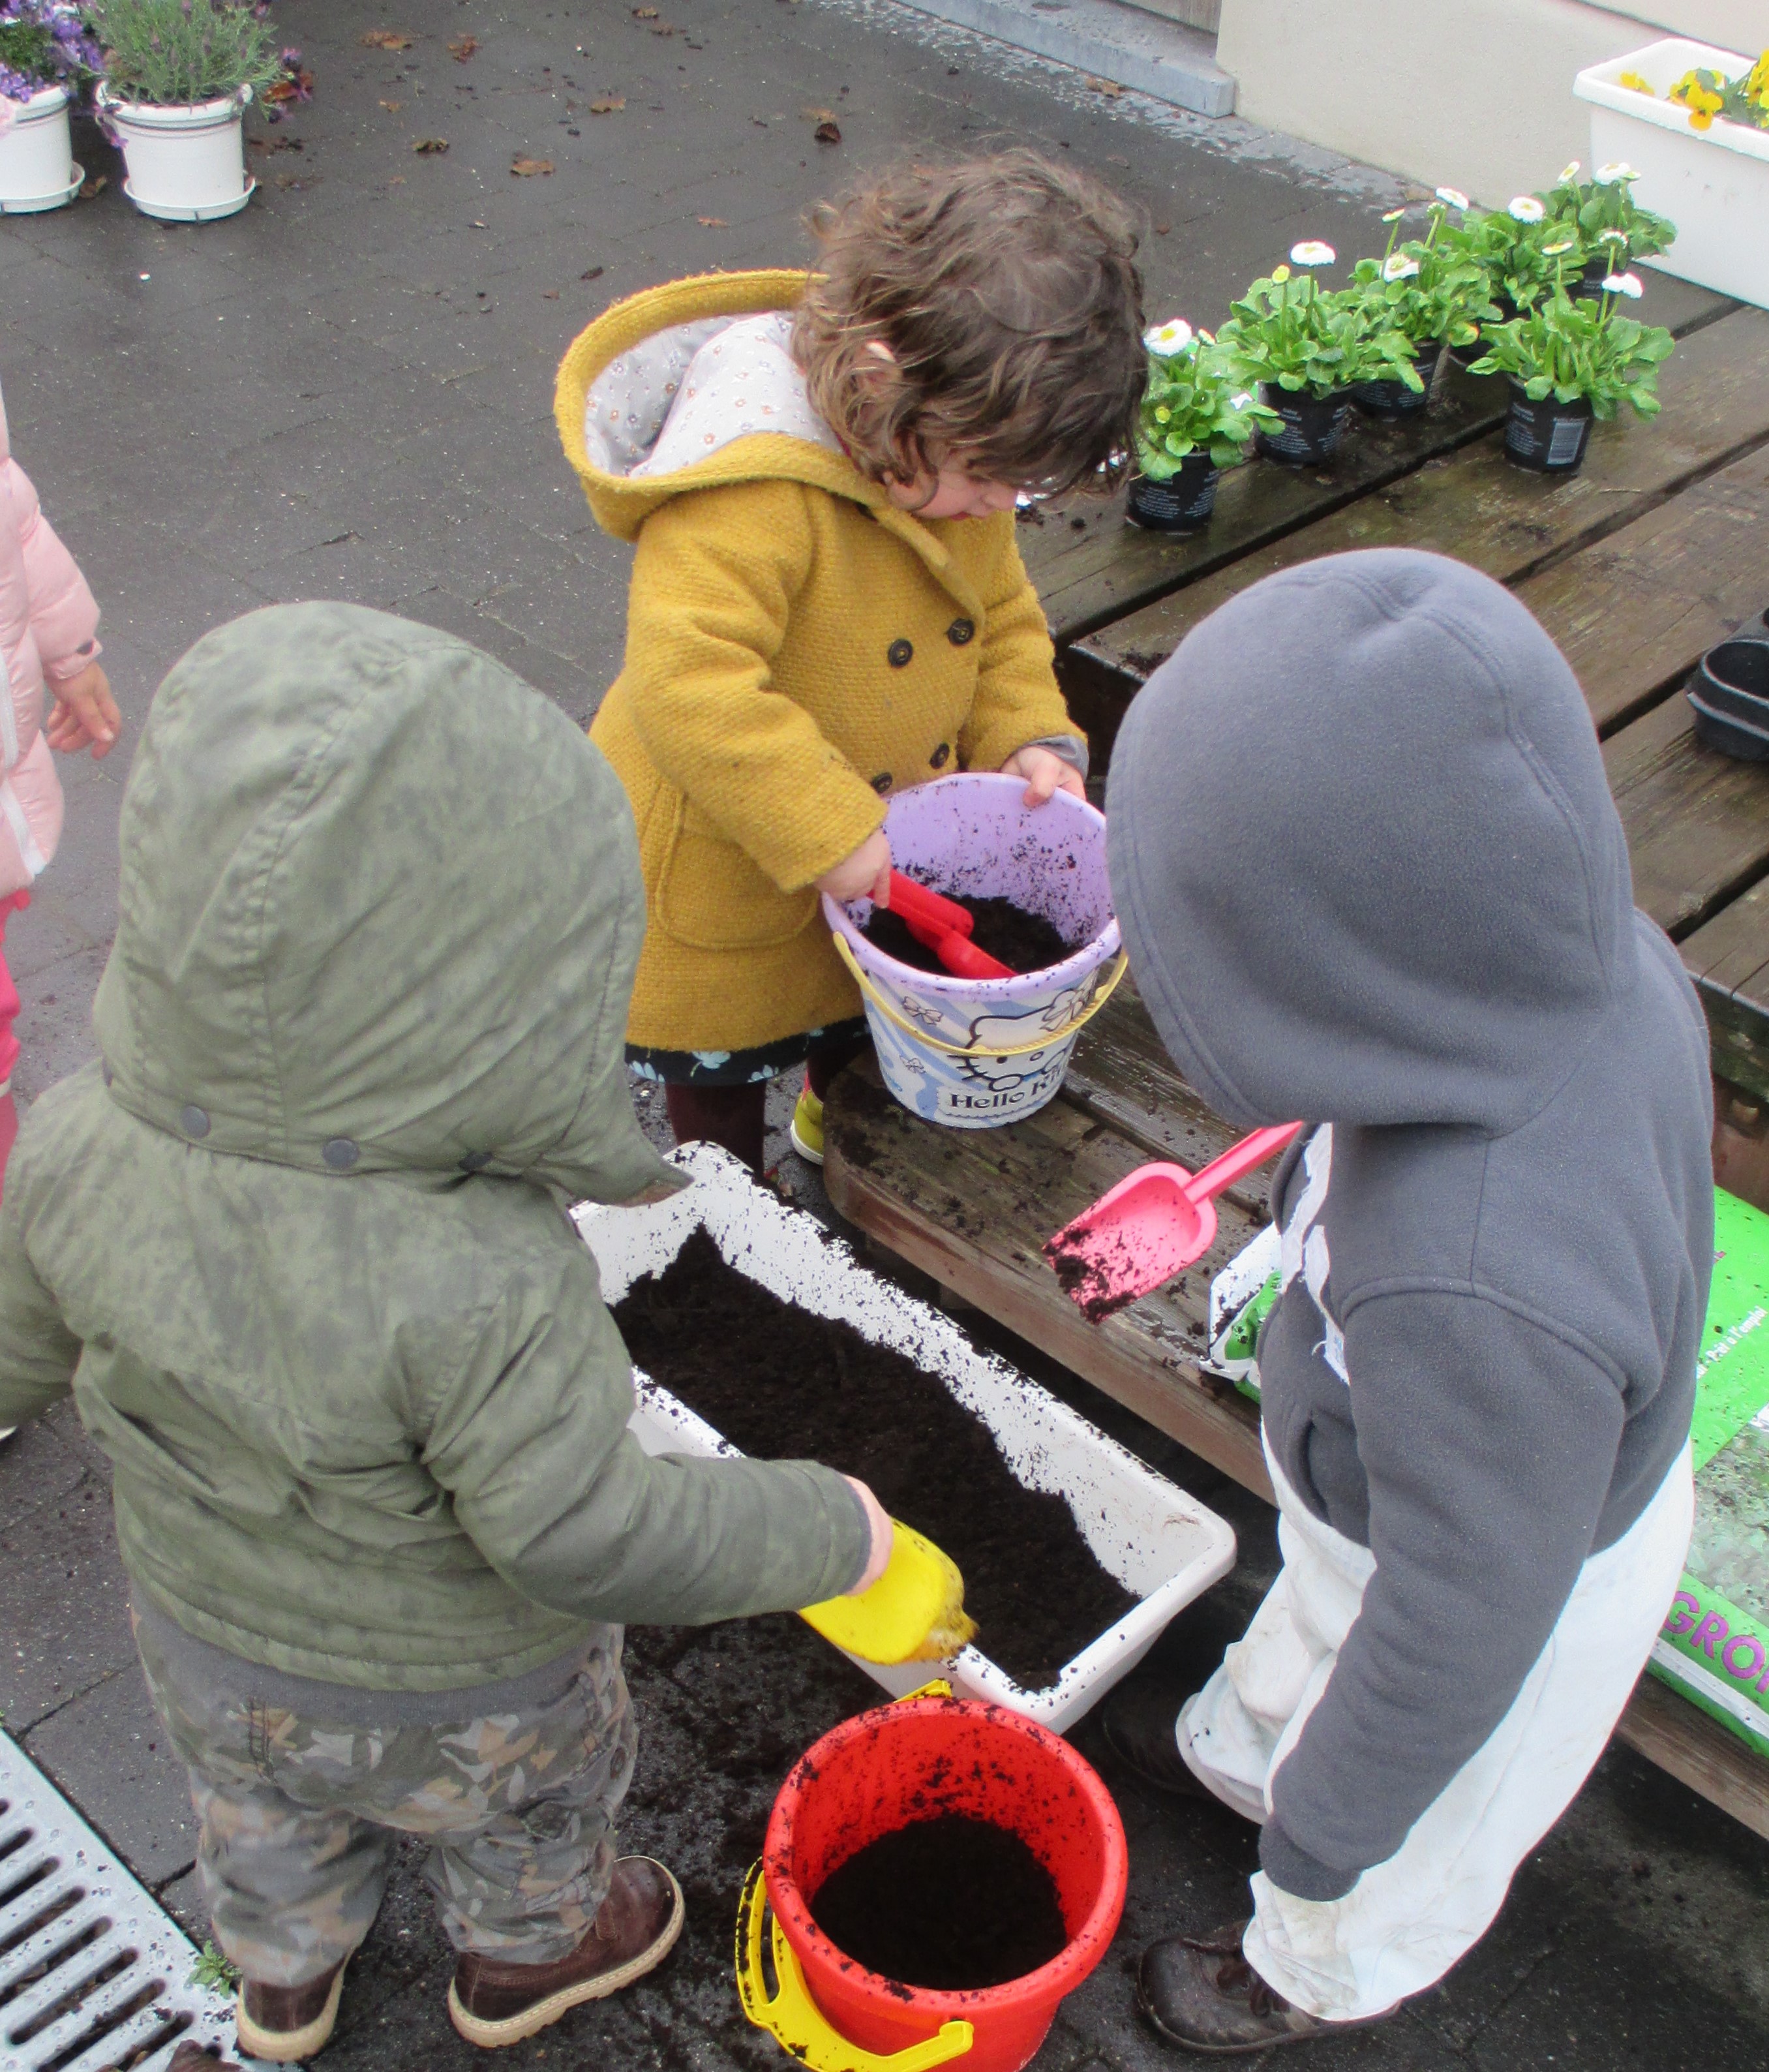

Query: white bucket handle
832,931,1128,1058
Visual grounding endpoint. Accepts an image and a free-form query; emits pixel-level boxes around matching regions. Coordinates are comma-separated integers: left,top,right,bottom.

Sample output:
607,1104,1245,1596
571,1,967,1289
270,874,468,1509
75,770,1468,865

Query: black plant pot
1352,342,1443,419
1451,294,1517,369
1255,386,1351,466
1688,637,1769,763
1573,256,1616,304
1502,383,1594,473
1125,456,1220,532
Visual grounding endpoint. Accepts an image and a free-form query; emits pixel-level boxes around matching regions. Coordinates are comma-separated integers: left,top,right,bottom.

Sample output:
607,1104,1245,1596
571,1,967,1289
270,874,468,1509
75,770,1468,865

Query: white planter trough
0,85,81,214
1574,38,1769,311
575,1143,1237,1733
98,82,254,221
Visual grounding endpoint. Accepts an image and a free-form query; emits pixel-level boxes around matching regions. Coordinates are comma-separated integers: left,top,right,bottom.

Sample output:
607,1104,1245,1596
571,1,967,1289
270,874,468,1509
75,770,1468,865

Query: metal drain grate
0,1729,234,2072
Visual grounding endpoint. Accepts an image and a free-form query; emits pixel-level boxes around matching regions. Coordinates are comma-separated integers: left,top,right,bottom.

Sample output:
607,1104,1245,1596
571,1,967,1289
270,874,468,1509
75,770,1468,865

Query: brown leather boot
447,1856,685,2048
235,1959,347,2062
169,2046,245,2071
1138,1921,1390,2054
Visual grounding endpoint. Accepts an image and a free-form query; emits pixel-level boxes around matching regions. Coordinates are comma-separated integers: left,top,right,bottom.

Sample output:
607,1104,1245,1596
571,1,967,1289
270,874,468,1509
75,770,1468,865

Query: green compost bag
1205,1189,1769,1761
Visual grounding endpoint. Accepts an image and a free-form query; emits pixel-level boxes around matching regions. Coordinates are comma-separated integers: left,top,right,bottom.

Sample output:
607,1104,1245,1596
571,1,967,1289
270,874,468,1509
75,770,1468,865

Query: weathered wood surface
1614,1671,1769,1844
1020,273,1731,649
1074,307,1769,720
1684,879,1769,1103
823,1057,1271,1497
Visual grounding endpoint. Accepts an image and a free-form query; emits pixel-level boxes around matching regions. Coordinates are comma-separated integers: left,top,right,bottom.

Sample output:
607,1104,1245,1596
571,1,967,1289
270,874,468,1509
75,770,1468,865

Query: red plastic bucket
763,1692,1127,2072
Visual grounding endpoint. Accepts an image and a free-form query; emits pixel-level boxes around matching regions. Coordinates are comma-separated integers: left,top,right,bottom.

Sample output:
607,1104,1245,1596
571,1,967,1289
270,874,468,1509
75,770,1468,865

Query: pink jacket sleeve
10,459,101,682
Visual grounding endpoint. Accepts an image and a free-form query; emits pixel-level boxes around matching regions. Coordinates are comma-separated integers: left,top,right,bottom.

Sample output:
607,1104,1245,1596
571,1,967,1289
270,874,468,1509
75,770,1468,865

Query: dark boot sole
1137,1975,1388,2056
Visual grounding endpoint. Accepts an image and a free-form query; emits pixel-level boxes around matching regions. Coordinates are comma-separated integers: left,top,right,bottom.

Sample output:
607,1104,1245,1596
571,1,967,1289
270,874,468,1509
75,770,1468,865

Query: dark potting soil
611,1229,1140,1688
810,1813,1068,1990
1044,1226,1144,1326
861,894,1078,977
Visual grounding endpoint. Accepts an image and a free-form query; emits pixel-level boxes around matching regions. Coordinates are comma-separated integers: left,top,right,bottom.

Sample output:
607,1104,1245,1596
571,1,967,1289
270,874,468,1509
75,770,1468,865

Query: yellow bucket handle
735,1861,975,2072
831,930,1128,1059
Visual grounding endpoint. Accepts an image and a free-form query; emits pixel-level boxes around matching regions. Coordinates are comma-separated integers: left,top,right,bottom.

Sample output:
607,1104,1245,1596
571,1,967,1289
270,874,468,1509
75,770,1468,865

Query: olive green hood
93,602,676,1204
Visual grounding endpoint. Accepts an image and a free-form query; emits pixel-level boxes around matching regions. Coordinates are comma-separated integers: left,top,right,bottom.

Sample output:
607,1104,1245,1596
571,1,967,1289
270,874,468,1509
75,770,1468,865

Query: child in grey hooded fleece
1106,548,1708,2037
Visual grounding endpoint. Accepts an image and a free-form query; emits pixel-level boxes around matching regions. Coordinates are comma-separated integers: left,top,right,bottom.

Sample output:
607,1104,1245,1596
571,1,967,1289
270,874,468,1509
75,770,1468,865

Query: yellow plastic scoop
802,1523,977,1664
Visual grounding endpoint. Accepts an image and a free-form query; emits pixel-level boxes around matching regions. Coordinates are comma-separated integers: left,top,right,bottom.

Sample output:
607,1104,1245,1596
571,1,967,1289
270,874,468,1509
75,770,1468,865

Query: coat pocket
656,797,819,951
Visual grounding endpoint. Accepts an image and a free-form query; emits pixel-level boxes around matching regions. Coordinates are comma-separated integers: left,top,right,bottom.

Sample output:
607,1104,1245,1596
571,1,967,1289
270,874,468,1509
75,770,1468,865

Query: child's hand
817,828,892,906
46,662,120,760
843,1476,895,1594
1001,745,1085,806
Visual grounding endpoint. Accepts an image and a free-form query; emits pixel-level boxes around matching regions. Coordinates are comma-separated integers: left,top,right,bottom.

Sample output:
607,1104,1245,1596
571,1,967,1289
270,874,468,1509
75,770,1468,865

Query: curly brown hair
794,150,1145,498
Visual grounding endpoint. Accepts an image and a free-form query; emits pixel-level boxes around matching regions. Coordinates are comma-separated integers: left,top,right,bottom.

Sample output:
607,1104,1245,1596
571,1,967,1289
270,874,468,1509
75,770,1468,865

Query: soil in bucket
860,894,1078,977
809,1813,1068,1990
612,1230,1140,1688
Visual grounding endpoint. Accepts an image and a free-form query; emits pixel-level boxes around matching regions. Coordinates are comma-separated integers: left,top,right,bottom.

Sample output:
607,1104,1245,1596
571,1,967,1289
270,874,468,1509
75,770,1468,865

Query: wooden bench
824,277,1769,1837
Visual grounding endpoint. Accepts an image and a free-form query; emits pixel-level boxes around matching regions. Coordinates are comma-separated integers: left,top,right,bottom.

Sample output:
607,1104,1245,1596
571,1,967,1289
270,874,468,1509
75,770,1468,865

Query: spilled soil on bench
862,893,1078,976
612,1229,1139,1689
810,1812,1068,1988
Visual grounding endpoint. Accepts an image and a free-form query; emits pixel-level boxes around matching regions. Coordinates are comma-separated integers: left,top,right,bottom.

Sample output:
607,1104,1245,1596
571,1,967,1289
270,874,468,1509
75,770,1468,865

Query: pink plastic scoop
1044,1121,1303,1323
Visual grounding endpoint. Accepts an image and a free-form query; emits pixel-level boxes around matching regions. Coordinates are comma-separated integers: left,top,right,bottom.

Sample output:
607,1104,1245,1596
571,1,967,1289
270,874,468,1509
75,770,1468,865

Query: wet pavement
1,2,1766,2067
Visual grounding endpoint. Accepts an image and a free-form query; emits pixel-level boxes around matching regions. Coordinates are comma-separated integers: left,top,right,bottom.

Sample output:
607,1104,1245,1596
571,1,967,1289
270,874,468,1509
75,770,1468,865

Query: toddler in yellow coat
556,153,1146,1171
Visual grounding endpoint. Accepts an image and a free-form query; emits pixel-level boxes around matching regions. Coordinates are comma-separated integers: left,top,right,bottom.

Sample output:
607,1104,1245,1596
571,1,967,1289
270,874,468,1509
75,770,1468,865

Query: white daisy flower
1594,161,1639,184
1382,207,1406,223
1599,228,1629,243
1558,160,1581,183
1434,186,1470,210
1602,271,1644,297
1144,318,1195,356
1289,240,1337,267
1541,240,1577,256
1230,391,1254,409
1383,254,1420,282
1507,196,1546,223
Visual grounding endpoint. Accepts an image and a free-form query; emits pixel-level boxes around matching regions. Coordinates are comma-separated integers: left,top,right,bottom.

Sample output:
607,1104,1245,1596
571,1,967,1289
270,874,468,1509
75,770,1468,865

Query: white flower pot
97,82,255,221
1574,38,1769,312
0,85,80,214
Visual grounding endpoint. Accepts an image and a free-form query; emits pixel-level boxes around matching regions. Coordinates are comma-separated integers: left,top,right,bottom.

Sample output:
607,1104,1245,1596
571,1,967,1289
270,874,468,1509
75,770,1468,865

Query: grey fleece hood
1107,549,1636,1135
95,602,678,1204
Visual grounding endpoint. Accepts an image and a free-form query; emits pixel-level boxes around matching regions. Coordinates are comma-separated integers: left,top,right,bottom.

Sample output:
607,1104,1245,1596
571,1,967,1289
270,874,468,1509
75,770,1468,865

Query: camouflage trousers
134,1617,637,1988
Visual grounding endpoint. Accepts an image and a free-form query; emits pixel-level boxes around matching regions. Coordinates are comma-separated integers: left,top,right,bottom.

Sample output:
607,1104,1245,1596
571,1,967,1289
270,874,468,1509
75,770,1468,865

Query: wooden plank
1683,880,1769,1104
1614,1672,1769,1844
1514,441,1769,737
1075,308,1769,707
1604,694,1769,940
823,1057,1272,1498
1020,274,1732,648
1063,970,1275,1218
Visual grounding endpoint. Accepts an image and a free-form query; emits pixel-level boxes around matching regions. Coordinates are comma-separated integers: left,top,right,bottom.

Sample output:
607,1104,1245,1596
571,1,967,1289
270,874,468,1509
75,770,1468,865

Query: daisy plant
1468,272,1674,421
0,1,98,100
1215,241,1421,401
1348,189,1496,351
1541,159,1676,263
1136,320,1280,478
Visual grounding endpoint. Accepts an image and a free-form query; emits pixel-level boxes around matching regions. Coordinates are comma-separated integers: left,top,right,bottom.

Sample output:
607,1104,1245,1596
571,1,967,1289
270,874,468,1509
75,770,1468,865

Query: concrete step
888,0,1237,117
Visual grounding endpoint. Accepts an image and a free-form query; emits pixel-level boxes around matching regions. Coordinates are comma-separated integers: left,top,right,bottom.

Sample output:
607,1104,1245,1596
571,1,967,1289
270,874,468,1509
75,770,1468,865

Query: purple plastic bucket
823,774,1125,1130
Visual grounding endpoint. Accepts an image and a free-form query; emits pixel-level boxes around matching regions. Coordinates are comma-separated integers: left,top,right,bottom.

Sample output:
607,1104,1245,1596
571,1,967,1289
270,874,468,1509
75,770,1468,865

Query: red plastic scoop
881,871,1014,981
1044,1122,1303,1323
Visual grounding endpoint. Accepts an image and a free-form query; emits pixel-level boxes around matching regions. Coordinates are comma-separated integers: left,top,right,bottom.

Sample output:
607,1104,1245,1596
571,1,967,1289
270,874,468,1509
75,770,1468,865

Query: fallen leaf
1085,75,1125,96
389,174,406,185
378,97,402,112
512,155,554,176
274,171,321,190
447,34,477,61
800,104,834,121
412,137,449,154
581,265,605,280
589,95,625,113
78,172,107,198
697,215,728,227
361,28,414,50
813,119,841,144
633,4,658,13
543,289,560,299
1154,221,1170,235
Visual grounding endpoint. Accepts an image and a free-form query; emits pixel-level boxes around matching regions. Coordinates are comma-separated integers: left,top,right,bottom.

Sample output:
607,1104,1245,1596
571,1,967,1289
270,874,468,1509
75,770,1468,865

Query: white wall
1217,0,1763,209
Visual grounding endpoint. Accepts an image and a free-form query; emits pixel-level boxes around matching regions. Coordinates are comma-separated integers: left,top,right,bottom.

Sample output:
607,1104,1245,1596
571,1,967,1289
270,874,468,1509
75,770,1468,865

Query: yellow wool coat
555,270,1077,1054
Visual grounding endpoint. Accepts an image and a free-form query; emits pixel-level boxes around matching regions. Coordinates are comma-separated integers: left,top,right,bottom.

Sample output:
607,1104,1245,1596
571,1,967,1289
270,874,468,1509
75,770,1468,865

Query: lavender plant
82,0,303,108
0,1,100,102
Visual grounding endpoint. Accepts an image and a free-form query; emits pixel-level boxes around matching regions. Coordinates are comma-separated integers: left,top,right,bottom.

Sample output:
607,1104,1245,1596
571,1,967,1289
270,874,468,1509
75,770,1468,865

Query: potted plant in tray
1469,269,1674,474
1215,241,1422,465
1126,320,1278,532
0,2,99,213
1345,189,1496,418
84,0,307,222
